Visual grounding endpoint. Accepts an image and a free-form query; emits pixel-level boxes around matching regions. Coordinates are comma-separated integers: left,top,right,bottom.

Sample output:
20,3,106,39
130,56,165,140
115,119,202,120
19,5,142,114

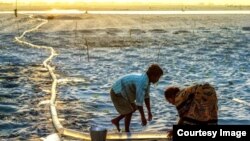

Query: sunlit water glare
0,13,249,140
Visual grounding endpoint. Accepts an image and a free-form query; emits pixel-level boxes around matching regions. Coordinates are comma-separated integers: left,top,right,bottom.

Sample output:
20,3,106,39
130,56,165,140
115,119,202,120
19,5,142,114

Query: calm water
0,13,250,140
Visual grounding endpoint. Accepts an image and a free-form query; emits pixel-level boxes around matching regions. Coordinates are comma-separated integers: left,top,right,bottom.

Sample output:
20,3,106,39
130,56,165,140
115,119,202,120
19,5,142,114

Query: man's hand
148,112,152,121
131,103,137,112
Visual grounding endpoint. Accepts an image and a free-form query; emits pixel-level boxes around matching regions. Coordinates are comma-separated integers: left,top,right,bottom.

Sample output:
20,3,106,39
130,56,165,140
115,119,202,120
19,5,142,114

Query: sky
0,0,250,5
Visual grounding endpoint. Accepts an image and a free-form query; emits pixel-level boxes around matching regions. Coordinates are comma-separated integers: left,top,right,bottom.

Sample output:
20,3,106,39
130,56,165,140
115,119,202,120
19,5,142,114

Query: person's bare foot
125,129,130,132
111,119,121,132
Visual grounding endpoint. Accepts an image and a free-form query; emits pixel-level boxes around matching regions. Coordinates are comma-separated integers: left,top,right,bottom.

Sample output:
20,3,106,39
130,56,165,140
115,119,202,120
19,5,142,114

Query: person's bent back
165,83,218,125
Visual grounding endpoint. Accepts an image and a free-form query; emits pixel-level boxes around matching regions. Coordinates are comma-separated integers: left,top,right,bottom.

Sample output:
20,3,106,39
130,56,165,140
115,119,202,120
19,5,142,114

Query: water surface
0,13,249,140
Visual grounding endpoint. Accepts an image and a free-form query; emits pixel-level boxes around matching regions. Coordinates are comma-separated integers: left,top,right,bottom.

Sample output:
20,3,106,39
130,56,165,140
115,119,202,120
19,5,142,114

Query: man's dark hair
146,64,163,76
164,87,180,99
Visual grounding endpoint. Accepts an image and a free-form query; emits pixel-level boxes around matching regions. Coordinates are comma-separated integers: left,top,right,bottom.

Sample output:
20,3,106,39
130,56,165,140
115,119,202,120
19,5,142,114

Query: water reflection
0,13,250,140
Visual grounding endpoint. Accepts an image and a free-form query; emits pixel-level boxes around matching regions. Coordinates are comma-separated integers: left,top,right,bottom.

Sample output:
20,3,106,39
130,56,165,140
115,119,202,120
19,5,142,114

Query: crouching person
165,83,218,125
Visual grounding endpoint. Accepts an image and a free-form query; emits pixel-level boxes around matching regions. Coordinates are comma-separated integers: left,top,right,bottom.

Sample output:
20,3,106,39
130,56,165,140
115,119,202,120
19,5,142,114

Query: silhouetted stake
14,0,18,17
14,0,19,36
129,29,131,38
80,34,85,62
14,9,17,17
74,21,78,46
156,42,162,63
84,38,90,62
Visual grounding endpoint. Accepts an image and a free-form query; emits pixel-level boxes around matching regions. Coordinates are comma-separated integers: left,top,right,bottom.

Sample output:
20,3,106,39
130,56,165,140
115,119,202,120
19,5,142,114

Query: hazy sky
1,0,250,5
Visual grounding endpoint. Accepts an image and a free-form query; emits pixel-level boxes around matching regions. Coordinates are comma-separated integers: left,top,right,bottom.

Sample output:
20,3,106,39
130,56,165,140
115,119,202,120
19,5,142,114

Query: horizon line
0,2,250,6
1,10,250,15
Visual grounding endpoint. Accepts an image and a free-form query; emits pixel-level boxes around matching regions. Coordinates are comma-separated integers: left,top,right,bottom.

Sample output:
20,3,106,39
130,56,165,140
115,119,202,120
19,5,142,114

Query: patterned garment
111,73,150,106
175,83,218,125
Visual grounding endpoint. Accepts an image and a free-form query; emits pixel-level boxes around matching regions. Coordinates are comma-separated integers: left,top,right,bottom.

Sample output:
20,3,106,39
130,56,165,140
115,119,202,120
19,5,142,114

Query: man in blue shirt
110,64,163,132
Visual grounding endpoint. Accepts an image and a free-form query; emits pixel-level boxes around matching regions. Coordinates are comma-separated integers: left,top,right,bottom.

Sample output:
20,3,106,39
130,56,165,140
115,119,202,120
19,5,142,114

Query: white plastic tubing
15,14,170,140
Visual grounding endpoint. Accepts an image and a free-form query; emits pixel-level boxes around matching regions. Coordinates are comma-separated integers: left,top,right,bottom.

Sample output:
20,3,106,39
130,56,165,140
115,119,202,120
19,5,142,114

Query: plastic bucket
89,126,107,141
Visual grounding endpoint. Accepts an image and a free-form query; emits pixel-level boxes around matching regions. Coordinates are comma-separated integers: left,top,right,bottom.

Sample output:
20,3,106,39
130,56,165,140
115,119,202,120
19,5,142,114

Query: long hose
15,14,171,140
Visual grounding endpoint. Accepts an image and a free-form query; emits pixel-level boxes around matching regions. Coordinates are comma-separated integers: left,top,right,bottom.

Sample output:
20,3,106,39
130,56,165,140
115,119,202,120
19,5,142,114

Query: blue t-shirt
112,73,150,106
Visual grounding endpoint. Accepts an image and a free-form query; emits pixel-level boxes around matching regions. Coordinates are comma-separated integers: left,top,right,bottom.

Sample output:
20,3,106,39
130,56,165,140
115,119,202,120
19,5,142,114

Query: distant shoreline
0,3,250,11
1,10,250,15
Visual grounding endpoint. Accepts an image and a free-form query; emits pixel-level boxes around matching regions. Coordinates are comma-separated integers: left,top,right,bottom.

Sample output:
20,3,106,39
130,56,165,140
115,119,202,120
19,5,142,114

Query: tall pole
14,0,18,17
